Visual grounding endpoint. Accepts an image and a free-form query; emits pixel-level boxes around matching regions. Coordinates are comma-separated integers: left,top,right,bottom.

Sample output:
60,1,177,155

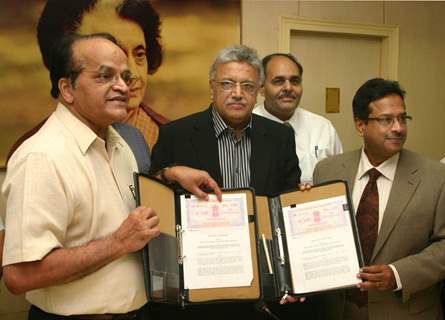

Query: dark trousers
28,305,153,320
155,298,323,320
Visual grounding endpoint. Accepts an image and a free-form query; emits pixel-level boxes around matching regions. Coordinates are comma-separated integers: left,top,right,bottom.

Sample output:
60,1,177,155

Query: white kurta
254,104,343,183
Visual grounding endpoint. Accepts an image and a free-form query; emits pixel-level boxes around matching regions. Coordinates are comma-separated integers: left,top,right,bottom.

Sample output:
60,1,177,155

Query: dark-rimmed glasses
367,115,412,127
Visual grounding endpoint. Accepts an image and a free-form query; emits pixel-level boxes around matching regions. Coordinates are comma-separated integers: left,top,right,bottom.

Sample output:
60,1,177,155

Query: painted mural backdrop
0,0,240,165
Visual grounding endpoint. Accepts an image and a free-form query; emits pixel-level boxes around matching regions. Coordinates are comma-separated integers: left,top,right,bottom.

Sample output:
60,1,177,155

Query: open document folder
134,174,261,306
180,193,253,289
256,180,364,299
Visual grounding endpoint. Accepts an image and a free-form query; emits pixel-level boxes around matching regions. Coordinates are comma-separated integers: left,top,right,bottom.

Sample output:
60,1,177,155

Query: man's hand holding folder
155,166,222,201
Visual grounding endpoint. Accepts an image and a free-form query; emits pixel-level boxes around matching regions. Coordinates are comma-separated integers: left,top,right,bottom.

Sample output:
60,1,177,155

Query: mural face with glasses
355,94,409,165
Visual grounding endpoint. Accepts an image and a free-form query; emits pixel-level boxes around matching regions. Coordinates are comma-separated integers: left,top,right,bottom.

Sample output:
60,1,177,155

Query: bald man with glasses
2,33,221,320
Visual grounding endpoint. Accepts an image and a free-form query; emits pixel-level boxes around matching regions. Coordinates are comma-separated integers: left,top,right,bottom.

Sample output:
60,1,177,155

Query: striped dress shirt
212,107,251,189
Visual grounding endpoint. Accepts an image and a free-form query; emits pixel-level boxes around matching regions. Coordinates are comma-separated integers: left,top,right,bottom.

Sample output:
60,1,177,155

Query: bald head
71,37,128,79
53,34,133,138
48,33,120,98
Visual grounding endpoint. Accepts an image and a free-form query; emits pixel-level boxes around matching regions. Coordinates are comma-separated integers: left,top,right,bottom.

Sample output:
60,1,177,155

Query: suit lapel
372,150,420,261
340,150,361,191
189,107,223,185
250,116,272,192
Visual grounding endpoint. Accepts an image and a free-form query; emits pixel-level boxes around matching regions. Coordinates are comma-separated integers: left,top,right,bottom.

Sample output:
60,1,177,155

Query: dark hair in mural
49,32,119,98
38,0,162,75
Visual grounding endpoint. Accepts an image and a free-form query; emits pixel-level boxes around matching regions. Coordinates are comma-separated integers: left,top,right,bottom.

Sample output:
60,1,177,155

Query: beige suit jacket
313,149,445,320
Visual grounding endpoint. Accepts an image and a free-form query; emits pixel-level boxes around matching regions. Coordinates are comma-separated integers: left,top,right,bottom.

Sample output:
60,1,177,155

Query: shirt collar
54,103,123,155
106,126,124,151
211,105,252,138
261,103,283,123
358,148,399,181
261,102,299,136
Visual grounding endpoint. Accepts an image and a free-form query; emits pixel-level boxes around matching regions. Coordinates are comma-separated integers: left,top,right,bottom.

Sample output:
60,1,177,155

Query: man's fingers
145,226,161,238
190,186,209,201
283,296,297,304
206,176,222,201
358,280,385,291
357,265,395,291
360,265,385,273
359,265,391,281
358,271,381,282
280,295,306,305
133,206,156,219
146,215,160,229
298,183,312,191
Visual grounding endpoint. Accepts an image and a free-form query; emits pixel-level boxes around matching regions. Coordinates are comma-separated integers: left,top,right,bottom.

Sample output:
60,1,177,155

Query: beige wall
0,281,28,320
242,0,445,160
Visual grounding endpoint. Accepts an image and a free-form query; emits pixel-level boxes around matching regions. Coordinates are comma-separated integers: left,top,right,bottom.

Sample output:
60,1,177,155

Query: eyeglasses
214,80,258,95
367,115,413,127
81,67,137,87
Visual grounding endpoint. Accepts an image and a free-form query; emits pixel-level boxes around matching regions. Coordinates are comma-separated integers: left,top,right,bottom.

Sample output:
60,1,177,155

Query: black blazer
150,106,300,196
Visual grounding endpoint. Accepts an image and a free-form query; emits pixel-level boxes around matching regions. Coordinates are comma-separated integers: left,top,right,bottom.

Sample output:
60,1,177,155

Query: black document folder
134,173,262,307
255,180,364,300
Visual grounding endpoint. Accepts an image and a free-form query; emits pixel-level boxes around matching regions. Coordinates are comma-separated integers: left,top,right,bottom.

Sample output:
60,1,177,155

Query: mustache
386,132,405,139
226,98,247,105
278,91,297,99
108,94,128,102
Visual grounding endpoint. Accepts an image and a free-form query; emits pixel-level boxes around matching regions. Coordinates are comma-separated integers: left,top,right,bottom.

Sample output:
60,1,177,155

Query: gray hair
209,45,264,84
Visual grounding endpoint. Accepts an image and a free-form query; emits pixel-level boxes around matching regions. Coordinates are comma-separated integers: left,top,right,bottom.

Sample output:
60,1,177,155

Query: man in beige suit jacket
313,78,445,320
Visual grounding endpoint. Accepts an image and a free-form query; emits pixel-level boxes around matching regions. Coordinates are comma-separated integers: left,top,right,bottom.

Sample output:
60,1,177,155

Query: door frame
278,16,399,79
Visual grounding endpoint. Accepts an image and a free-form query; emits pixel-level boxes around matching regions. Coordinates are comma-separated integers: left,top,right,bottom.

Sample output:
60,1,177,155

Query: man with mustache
254,53,343,183
313,78,445,320
149,45,319,319
150,45,300,198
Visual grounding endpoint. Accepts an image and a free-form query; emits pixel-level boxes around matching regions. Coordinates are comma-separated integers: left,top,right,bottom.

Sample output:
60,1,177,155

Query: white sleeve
389,264,403,291
328,122,343,155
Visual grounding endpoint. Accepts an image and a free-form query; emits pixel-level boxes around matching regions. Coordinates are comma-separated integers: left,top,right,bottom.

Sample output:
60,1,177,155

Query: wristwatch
159,167,172,184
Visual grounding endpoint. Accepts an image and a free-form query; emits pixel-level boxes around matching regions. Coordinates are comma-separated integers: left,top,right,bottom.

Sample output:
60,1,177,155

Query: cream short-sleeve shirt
2,104,145,315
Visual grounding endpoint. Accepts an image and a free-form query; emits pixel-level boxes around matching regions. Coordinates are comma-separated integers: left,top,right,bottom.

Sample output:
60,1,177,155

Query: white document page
181,193,253,289
282,195,360,294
